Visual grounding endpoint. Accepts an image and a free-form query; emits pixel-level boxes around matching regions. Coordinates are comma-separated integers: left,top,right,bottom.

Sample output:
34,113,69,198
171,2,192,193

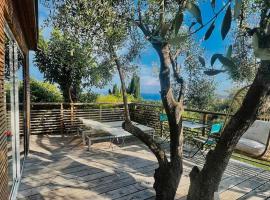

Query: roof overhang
14,0,38,50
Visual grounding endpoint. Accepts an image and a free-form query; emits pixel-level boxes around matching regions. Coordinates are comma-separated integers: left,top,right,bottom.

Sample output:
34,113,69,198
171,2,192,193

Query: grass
232,152,270,171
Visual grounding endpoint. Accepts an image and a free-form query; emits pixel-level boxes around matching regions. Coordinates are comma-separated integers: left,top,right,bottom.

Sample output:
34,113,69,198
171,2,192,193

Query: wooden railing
130,103,235,137
29,103,125,135
11,102,268,135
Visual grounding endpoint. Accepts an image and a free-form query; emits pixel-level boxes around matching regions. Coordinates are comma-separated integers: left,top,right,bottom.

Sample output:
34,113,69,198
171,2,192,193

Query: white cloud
141,76,159,87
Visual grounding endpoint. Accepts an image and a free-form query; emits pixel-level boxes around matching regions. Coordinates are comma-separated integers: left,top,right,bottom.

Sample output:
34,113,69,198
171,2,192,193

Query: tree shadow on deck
18,134,157,200
18,134,270,200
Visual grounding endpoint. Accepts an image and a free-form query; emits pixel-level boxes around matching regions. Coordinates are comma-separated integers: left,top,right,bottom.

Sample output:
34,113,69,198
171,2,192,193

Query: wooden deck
17,135,270,200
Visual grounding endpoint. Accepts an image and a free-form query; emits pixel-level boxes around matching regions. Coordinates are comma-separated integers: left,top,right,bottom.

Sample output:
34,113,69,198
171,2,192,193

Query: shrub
5,79,63,103
96,94,136,104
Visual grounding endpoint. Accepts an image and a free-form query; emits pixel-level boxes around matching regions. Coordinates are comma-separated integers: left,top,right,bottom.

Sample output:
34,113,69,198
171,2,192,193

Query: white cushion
236,138,265,156
242,120,270,145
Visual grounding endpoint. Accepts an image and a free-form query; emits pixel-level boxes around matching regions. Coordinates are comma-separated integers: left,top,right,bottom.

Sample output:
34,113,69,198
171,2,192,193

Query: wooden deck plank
219,170,270,200
18,161,157,198
238,181,270,199
18,135,270,200
219,179,265,200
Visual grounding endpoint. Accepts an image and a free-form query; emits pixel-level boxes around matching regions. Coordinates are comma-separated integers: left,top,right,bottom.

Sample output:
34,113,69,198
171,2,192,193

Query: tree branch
169,52,185,102
189,0,232,36
123,121,168,165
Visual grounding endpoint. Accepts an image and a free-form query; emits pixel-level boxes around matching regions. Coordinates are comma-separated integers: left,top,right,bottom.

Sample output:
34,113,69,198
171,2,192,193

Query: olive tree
121,0,270,199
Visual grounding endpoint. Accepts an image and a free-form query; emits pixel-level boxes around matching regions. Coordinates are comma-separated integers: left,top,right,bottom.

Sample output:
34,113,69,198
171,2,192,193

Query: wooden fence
25,102,269,136
29,103,125,135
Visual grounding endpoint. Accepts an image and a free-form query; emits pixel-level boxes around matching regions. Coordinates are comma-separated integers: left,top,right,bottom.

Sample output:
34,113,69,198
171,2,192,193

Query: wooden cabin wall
0,0,8,199
0,0,36,198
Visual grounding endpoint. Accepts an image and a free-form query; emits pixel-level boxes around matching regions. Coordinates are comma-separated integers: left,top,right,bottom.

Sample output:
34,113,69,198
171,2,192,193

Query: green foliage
78,92,98,103
182,111,201,121
185,76,216,110
127,73,140,99
30,79,63,102
5,79,63,103
211,86,249,113
96,94,136,104
112,84,120,96
35,29,112,102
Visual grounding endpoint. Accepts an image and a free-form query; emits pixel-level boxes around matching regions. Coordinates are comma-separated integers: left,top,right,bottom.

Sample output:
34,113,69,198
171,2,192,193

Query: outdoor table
182,121,211,158
104,121,155,138
182,120,209,129
160,120,209,142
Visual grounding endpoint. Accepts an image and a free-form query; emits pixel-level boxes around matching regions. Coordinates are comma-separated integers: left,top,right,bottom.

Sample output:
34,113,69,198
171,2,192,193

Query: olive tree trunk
112,47,182,200
187,60,270,200
152,43,185,200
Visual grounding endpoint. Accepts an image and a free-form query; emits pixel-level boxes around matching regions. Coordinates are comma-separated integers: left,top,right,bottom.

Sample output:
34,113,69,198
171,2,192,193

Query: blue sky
29,1,236,96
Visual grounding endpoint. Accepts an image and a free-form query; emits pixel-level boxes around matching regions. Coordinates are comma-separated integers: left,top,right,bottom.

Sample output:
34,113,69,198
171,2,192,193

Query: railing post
160,106,163,137
202,113,208,136
99,104,102,121
60,103,64,136
71,103,74,126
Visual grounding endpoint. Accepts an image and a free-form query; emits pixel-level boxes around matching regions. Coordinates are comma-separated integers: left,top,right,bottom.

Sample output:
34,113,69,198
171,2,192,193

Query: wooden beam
23,51,30,155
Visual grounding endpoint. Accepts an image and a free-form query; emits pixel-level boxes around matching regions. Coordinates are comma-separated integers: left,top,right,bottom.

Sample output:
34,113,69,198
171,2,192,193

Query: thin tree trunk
114,56,131,123
187,60,270,200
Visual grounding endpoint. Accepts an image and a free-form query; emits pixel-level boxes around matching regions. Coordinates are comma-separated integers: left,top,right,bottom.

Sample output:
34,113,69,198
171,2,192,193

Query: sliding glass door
4,26,25,199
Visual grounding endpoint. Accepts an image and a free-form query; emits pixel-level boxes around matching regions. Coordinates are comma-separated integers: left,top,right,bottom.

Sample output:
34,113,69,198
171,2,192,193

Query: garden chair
189,123,223,158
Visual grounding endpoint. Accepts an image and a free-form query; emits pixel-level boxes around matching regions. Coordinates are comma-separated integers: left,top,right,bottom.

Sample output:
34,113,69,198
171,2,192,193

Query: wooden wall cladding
0,0,8,199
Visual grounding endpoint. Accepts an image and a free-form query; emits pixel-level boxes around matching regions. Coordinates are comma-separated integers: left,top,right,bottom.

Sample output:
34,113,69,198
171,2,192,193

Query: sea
141,93,161,101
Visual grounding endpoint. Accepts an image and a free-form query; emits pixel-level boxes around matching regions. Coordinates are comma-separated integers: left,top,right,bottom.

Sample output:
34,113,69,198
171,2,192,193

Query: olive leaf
204,22,215,40
221,5,232,40
186,2,203,25
174,12,183,36
211,0,216,9
218,55,236,68
226,45,233,58
234,0,242,19
204,69,227,76
199,56,206,67
211,53,222,66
